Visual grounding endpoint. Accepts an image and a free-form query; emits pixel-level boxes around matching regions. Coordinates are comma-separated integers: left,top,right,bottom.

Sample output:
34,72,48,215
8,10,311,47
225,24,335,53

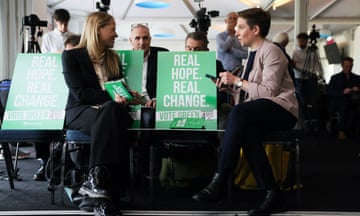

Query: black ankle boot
248,188,281,216
94,200,119,216
79,166,111,200
192,173,226,202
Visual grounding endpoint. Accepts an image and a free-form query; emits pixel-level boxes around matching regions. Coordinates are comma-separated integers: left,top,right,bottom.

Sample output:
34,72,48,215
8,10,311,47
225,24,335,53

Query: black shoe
248,188,281,216
94,200,120,216
78,195,96,212
78,166,111,199
33,159,46,181
192,173,225,202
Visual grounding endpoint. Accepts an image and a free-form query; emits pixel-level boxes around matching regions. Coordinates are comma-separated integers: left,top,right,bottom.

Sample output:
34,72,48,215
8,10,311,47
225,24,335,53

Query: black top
61,48,122,125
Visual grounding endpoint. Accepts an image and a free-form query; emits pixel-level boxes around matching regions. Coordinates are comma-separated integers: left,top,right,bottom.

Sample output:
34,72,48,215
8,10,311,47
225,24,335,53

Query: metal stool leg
2,143,15,189
149,145,155,203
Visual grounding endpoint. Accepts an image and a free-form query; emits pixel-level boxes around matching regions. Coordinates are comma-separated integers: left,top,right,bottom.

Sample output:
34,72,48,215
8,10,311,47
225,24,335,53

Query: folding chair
228,129,303,207
49,129,91,205
262,129,303,206
56,129,138,205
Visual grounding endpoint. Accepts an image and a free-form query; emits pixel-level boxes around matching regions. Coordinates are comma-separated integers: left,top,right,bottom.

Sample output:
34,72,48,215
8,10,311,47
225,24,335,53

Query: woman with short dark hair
192,8,298,216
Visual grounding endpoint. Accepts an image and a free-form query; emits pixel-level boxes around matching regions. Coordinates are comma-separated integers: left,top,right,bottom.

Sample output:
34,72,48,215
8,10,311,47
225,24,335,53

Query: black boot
33,158,46,181
192,173,226,202
79,166,111,200
94,200,120,216
248,188,281,216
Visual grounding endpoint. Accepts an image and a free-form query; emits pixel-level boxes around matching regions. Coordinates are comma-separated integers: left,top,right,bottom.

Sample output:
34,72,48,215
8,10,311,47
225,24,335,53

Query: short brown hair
297,32,308,40
64,34,80,47
238,8,271,38
342,56,353,64
185,32,209,47
54,9,70,23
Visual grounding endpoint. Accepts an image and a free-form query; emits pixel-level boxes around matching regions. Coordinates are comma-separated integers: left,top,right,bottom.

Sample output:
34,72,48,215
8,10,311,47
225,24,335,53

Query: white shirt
292,46,323,79
41,28,72,53
142,51,150,101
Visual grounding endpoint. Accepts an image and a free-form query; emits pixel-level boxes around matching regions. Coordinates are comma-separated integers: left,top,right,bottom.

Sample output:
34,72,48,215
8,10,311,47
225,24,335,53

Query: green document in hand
104,79,133,100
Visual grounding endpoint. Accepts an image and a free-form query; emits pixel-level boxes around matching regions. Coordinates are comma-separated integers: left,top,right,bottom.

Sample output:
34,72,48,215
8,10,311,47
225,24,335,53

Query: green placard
155,51,217,129
117,50,144,128
2,53,67,129
104,79,134,100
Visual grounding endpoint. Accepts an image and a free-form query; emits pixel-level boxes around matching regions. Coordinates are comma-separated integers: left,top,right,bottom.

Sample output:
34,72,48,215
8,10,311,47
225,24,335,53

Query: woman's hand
218,71,238,87
129,91,146,106
114,94,128,105
145,99,156,108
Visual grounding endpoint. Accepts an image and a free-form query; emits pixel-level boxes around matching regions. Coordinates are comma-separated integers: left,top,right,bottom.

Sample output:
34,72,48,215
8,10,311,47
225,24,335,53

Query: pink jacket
243,39,299,118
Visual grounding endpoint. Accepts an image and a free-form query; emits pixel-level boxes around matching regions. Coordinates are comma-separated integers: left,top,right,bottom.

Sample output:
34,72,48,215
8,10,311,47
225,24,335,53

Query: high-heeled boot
248,187,281,216
79,166,111,200
192,173,226,202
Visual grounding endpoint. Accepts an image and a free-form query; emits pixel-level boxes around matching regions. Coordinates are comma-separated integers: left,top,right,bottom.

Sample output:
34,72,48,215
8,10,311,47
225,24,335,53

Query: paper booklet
104,79,134,100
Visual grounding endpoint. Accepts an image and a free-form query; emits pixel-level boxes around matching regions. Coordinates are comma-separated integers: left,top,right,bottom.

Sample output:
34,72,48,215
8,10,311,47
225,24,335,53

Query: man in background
327,56,360,140
292,32,323,130
185,31,232,144
129,23,168,108
34,8,73,181
216,11,248,72
129,23,169,184
64,34,80,50
41,8,72,53
272,32,295,86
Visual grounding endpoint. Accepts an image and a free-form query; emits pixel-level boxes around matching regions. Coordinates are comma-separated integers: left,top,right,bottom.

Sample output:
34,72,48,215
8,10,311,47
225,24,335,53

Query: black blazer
146,46,169,99
327,72,360,97
62,48,122,125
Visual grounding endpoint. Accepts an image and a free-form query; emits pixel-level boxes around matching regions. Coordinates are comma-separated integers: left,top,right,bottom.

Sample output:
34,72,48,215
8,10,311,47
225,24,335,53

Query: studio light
152,28,175,38
272,0,293,10
135,0,170,9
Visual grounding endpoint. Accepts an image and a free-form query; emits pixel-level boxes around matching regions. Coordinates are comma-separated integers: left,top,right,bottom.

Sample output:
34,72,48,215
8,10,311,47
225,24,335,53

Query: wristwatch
235,79,243,89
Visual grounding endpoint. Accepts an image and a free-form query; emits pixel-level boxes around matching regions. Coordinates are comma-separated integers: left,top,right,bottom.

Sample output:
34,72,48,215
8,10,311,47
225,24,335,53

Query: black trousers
34,142,50,162
295,77,319,121
218,99,297,190
330,96,360,132
66,101,133,197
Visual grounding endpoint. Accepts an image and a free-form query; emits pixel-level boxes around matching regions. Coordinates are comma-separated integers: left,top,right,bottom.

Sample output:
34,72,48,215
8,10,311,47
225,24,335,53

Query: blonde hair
78,12,120,78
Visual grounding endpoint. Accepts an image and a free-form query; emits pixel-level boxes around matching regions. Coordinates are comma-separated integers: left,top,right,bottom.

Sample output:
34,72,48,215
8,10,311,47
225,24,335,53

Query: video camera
189,6,219,33
96,0,111,13
308,24,320,49
22,14,48,27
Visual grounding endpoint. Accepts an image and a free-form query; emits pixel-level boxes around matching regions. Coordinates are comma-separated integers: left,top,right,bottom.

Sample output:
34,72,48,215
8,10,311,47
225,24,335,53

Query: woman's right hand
114,94,128,105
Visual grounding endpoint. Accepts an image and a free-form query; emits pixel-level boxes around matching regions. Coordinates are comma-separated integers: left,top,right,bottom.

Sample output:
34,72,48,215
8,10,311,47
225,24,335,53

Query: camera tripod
27,26,41,53
21,26,42,53
300,42,323,131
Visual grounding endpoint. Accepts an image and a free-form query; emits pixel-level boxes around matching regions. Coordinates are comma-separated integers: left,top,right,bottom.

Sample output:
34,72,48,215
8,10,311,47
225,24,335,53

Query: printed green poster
155,51,217,129
2,53,67,129
117,50,144,128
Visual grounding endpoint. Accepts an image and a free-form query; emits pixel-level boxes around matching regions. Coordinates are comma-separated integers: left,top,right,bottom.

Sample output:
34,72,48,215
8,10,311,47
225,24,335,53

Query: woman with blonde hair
62,11,138,215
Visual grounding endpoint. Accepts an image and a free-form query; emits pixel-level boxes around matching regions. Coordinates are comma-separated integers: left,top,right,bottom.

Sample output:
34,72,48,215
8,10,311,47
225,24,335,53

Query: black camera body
23,14,47,27
96,0,111,12
189,7,219,33
309,24,320,48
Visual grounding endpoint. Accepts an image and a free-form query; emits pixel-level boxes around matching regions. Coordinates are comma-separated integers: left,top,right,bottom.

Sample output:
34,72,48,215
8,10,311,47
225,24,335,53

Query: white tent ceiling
45,0,360,47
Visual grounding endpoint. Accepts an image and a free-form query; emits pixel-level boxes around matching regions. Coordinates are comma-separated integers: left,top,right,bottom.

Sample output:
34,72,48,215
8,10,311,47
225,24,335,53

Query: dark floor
1,128,360,214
